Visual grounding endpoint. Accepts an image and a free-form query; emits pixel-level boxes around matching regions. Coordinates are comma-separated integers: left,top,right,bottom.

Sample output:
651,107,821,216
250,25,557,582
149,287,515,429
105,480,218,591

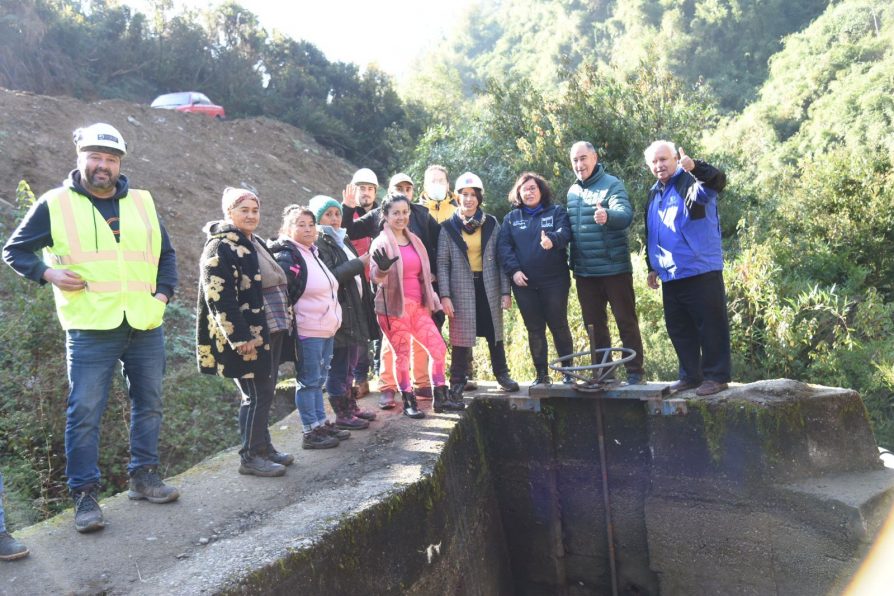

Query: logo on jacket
541,216,554,228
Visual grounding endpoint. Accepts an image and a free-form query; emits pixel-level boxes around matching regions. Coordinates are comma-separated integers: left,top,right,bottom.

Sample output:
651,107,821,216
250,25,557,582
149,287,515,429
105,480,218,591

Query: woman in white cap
197,188,294,477
438,173,519,406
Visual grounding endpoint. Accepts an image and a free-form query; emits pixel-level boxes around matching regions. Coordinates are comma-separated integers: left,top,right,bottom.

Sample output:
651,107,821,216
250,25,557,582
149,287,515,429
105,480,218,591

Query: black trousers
449,275,510,382
576,273,645,375
513,281,574,371
662,270,731,383
235,330,284,457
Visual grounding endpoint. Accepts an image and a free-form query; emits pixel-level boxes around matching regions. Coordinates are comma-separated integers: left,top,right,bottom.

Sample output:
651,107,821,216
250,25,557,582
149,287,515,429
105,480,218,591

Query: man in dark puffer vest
567,141,645,384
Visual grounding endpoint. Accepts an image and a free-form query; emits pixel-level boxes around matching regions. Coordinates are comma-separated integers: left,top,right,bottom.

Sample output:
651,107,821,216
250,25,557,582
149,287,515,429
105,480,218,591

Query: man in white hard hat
340,168,381,399
3,123,180,534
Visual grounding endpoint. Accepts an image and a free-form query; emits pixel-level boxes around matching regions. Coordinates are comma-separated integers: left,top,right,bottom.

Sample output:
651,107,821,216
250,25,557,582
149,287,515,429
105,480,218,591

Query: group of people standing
0,122,731,548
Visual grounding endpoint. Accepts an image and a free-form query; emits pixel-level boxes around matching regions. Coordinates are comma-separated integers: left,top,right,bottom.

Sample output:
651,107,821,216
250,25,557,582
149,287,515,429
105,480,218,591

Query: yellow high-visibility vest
43,187,165,330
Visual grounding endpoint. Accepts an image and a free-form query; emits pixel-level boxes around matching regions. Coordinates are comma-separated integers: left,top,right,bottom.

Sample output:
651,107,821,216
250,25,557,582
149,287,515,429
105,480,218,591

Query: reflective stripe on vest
44,187,164,330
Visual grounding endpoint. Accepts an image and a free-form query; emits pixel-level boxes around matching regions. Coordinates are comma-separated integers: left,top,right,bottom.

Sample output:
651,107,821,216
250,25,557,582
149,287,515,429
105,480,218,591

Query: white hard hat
351,168,378,187
455,172,483,192
389,173,413,189
73,123,127,156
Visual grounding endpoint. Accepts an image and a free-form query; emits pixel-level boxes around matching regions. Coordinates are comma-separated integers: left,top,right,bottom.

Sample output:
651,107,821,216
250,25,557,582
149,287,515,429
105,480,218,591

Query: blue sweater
497,204,571,288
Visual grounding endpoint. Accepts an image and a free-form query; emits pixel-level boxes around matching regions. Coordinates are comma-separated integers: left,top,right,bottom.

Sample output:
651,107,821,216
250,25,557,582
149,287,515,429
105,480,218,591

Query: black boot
448,378,466,405
434,384,463,413
402,390,425,419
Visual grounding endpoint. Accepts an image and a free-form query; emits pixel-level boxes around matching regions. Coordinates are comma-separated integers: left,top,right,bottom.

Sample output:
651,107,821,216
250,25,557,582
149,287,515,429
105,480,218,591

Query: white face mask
428,184,447,201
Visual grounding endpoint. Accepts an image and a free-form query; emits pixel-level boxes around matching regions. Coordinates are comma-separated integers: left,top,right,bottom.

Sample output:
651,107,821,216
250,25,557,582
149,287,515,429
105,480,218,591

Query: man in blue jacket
567,141,645,384
644,141,730,396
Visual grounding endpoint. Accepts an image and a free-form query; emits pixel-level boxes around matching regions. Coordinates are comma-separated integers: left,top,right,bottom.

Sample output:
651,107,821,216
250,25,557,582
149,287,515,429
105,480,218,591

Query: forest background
1,0,893,528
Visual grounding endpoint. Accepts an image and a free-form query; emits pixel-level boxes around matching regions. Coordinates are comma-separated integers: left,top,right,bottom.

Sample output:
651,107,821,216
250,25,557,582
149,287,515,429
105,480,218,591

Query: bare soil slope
0,87,356,302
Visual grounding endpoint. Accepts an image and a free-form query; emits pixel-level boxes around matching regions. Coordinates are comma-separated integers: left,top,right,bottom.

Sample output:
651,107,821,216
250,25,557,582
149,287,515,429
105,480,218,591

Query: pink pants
378,300,446,391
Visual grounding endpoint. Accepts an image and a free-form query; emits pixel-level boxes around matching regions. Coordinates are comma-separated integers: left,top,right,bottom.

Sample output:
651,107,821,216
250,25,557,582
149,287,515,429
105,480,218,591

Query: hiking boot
350,387,377,421
696,380,729,396
496,372,520,392
669,378,700,393
402,391,425,419
321,421,351,440
71,485,105,533
238,454,286,477
353,380,370,398
626,373,645,386
415,386,433,400
265,445,295,466
0,533,29,561
302,428,340,449
335,414,370,430
128,466,181,503
379,389,397,409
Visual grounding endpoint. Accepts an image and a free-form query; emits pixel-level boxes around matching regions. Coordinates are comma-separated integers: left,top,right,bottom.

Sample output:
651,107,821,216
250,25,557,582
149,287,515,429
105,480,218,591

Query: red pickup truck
150,92,226,119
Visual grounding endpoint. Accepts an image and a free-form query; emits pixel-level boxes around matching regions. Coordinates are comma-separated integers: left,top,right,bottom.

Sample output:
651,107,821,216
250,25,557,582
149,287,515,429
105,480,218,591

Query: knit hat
308,195,342,222
221,187,259,215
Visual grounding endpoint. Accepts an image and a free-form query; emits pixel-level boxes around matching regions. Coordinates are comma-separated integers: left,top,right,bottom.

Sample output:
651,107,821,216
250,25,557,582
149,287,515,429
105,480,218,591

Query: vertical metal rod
588,325,619,596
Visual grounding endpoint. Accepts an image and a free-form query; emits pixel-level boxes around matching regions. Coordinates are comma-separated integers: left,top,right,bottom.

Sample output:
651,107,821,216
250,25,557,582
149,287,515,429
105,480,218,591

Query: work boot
71,485,105,533
330,394,369,430
402,390,425,419
238,454,286,477
495,372,520,392
128,466,181,503
0,533,29,561
265,445,295,466
321,421,351,440
302,427,339,449
350,386,377,421
379,389,397,410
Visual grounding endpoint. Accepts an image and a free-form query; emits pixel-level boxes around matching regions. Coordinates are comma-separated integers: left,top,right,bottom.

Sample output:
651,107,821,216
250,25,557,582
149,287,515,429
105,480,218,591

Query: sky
125,0,478,78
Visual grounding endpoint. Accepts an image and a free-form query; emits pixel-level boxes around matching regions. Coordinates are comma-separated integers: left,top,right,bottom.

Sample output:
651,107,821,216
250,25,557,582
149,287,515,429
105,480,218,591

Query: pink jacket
369,226,441,318
294,242,342,338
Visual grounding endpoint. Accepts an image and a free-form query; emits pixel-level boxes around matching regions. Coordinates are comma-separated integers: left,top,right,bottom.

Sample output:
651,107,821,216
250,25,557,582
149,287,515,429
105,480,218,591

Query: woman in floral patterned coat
197,188,294,478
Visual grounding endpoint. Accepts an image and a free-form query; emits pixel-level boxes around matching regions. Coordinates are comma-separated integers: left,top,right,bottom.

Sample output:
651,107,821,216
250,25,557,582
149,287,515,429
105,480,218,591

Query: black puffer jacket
315,230,378,347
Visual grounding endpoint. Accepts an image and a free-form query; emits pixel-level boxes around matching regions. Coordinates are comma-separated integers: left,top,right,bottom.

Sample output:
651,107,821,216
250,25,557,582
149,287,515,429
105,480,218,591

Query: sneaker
562,373,576,385
128,466,181,503
335,415,370,430
353,380,370,398
266,447,295,466
71,485,105,533
0,532,29,561
321,421,351,440
495,373,520,392
626,373,645,386
379,389,397,410
464,379,478,391
415,386,433,400
531,373,552,386
302,428,340,449
238,454,286,477
696,380,729,396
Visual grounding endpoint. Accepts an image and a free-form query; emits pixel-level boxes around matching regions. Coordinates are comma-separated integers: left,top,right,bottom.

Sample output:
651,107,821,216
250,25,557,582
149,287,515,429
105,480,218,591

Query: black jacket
314,230,378,347
267,236,309,367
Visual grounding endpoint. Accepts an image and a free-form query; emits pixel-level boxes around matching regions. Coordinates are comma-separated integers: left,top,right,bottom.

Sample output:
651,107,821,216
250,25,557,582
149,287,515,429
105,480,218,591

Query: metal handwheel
548,346,637,392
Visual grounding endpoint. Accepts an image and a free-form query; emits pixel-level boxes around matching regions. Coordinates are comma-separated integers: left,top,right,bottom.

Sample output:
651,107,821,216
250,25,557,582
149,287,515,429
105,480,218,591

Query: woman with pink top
369,193,448,418
277,207,344,448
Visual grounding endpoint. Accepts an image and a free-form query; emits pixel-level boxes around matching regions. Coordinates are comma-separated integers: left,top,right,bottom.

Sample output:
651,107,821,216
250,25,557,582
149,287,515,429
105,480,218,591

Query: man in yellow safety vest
2,123,180,534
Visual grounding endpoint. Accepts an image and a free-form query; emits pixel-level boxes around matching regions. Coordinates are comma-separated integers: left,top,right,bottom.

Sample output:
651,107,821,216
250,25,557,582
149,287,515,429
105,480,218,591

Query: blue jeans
0,472,6,534
65,323,166,490
295,336,333,432
328,343,362,398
